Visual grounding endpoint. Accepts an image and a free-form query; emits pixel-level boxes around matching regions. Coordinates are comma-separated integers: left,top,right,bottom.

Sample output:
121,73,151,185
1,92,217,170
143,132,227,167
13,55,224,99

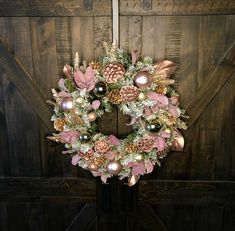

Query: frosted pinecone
120,86,139,102
102,63,125,83
137,138,155,152
95,140,111,154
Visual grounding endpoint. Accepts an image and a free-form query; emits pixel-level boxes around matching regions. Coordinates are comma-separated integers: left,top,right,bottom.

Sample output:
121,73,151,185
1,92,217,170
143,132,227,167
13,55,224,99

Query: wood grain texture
138,180,235,205
0,177,96,202
120,0,235,15
0,0,112,16
0,37,53,132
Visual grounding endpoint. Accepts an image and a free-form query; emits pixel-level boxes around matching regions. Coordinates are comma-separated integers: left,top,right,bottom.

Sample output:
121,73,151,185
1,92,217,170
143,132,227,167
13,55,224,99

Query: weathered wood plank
138,180,235,205
0,177,96,202
0,202,8,231
0,37,53,132
0,0,112,16
185,43,235,130
30,17,58,99
2,72,41,176
120,0,235,16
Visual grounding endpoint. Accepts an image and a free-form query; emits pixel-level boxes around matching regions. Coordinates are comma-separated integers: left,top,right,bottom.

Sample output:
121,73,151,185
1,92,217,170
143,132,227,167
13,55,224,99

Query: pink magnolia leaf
85,66,95,91
101,174,109,183
154,60,177,78
74,69,86,88
59,130,80,143
131,162,145,176
58,78,68,91
91,171,100,177
71,154,80,165
144,106,152,118
145,160,154,174
154,136,166,151
92,100,101,110
126,117,138,126
108,135,120,146
63,64,72,79
57,91,71,98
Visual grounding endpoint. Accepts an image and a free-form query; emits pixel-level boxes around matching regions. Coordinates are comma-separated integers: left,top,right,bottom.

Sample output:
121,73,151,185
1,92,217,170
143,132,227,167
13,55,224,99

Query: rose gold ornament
106,160,122,175
88,111,97,122
171,129,184,151
61,97,73,112
89,162,98,171
134,71,152,88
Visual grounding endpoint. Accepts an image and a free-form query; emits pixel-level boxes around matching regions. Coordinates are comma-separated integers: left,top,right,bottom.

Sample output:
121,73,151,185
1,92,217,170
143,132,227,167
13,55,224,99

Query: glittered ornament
89,60,101,71
106,160,122,175
88,111,97,122
107,89,122,104
65,110,84,126
120,86,139,102
94,156,106,166
134,71,152,88
138,92,146,101
61,97,73,112
95,139,110,154
146,122,161,133
155,85,168,95
79,132,91,143
54,118,65,131
102,63,125,83
89,162,98,171
94,82,107,97
135,153,144,162
76,96,84,104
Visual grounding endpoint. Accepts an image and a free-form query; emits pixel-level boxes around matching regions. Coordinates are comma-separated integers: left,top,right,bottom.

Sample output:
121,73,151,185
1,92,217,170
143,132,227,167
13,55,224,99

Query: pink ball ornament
61,97,73,112
106,160,122,175
134,71,152,88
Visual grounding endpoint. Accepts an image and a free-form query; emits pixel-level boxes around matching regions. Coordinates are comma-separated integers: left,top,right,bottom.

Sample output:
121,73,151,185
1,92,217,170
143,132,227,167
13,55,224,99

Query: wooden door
0,1,235,231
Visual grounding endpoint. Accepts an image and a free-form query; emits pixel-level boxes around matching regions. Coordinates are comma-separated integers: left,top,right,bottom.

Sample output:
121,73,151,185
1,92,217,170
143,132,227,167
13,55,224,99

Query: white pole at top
112,0,119,45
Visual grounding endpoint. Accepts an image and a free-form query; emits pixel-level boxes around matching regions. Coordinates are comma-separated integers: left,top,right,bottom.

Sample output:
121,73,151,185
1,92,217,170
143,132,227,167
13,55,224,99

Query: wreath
48,42,187,186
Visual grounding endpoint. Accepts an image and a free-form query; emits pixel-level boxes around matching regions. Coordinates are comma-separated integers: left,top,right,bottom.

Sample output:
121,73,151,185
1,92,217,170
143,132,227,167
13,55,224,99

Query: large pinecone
137,138,155,152
120,86,139,102
102,63,125,83
107,89,122,104
95,140,110,154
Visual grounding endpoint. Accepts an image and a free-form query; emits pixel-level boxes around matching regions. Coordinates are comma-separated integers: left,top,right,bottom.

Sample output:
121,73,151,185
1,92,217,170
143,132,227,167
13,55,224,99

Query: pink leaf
148,92,168,106
160,131,171,138
154,136,166,151
74,69,86,88
63,64,72,79
58,78,67,91
92,100,101,110
145,160,154,174
71,154,80,165
151,104,159,113
144,107,152,118
108,135,120,146
59,131,80,143
101,174,109,183
131,162,145,175
126,117,138,126
169,105,179,118
57,91,71,98
106,151,116,160
154,60,177,78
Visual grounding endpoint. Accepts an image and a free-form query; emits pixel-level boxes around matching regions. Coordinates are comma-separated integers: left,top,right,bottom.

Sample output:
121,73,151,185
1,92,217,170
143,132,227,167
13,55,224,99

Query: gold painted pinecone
54,118,65,132
107,89,122,104
89,60,101,70
79,149,94,161
102,63,125,83
157,147,170,159
120,86,139,102
155,85,168,95
125,143,137,153
137,138,155,152
94,156,106,166
95,139,111,154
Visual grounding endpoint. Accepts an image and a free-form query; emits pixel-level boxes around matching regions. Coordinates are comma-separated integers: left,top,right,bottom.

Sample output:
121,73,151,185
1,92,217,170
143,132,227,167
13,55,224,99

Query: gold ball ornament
88,111,97,122
163,127,172,134
89,162,98,171
134,71,152,88
138,92,147,101
61,97,73,112
53,118,65,131
106,160,122,175
76,96,84,104
135,153,144,162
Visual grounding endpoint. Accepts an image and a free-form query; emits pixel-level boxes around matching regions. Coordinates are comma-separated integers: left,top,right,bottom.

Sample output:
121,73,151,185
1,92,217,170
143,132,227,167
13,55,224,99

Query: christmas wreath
48,42,187,186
